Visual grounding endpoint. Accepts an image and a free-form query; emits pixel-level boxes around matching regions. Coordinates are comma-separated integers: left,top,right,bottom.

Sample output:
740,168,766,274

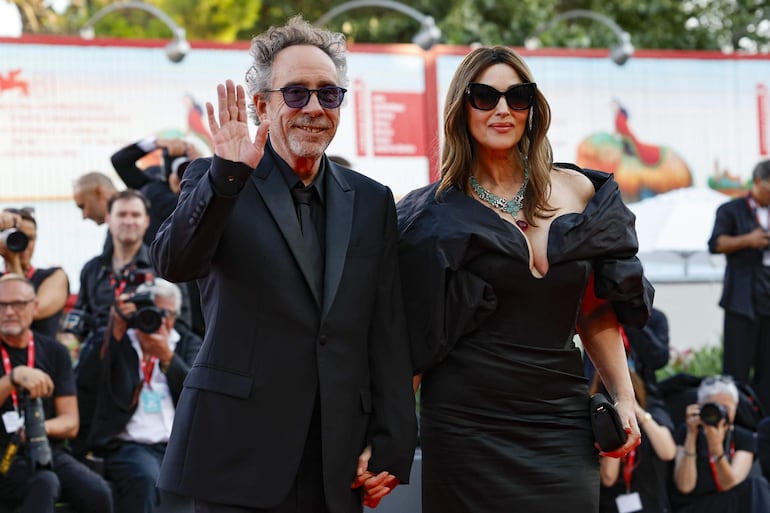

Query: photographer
79,278,201,513
71,189,155,342
110,135,202,244
1,207,70,339
671,374,770,512
0,274,112,513
111,139,206,338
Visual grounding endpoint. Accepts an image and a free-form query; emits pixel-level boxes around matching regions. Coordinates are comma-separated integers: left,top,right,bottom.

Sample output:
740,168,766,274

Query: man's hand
109,295,135,341
10,366,54,399
136,322,174,364
206,80,270,169
351,445,399,508
746,227,770,249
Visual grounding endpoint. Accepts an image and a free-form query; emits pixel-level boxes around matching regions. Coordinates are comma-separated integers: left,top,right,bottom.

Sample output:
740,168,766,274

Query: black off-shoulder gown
397,166,653,513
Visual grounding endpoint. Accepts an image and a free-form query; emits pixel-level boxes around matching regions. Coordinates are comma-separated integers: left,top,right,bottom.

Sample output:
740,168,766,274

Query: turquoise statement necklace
470,155,530,230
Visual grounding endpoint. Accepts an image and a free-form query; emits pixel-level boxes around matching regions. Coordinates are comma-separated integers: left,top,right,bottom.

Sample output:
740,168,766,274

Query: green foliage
656,343,724,381
9,0,770,52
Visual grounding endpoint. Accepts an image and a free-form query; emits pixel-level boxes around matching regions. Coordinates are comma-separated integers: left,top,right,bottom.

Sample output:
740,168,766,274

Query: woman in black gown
397,46,653,512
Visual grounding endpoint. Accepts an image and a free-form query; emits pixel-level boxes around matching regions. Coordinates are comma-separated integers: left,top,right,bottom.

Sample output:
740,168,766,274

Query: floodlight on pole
80,1,190,63
315,0,441,50
525,9,634,66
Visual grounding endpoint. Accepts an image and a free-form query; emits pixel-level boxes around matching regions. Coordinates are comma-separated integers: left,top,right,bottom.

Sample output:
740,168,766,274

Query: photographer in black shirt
0,274,112,513
672,374,770,512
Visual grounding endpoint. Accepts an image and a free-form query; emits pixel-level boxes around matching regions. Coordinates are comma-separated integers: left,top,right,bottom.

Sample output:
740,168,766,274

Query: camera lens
1,228,29,253
700,402,727,426
133,307,164,334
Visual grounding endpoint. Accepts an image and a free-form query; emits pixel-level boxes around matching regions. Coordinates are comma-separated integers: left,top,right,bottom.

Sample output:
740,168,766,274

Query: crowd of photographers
4,134,770,513
1,136,202,513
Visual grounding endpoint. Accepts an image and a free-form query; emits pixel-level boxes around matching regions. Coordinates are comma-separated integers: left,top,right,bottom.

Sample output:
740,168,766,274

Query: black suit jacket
151,148,416,512
708,195,763,319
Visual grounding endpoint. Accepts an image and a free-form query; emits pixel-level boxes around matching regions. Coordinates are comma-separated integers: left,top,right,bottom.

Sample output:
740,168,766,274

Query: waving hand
206,79,270,169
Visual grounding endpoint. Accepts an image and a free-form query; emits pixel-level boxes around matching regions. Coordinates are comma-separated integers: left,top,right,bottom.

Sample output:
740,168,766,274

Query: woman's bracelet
681,448,697,457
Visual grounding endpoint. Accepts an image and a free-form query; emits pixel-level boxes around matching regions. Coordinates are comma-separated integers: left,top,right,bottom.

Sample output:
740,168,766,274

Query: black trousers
0,446,113,513
723,310,770,409
195,399,359,513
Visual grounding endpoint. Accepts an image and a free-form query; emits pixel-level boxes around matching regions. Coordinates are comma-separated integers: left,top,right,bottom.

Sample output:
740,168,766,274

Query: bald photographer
0,274,112,513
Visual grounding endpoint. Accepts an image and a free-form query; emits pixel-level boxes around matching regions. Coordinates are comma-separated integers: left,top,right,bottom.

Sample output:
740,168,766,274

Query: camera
20,390,52,469
700,402,729,426
0,228,29,253
61,308,98,337
162,147,191,181
122,268,154,291
125,291,166,334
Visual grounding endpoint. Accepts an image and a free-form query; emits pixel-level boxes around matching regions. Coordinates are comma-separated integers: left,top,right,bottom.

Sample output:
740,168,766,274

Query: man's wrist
710,452,726,463
159,357,172,373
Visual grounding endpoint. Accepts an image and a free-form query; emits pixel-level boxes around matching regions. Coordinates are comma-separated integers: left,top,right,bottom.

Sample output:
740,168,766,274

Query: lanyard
139,356,157,390
622,449,637,493
0,333,35,411
109,271,128,299
25,267,35,280
707,432,735,492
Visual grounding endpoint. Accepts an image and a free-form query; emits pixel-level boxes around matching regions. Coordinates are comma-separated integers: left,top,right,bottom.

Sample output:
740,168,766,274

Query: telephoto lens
21,391,53,469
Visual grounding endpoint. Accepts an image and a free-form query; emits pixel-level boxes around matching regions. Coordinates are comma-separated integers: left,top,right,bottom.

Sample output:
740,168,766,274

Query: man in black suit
150,15,417,513
708,158,770,409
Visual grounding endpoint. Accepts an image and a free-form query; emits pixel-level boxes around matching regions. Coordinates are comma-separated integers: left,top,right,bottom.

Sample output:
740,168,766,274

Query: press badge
141,389,162,414
2,410,23,434
616,492,642,513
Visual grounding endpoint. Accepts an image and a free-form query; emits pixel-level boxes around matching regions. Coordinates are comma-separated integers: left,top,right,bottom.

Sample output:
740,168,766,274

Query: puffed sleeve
397,185,497,373
550,167,654,328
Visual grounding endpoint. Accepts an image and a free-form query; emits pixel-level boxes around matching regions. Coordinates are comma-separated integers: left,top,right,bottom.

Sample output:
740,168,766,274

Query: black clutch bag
590,393,627,453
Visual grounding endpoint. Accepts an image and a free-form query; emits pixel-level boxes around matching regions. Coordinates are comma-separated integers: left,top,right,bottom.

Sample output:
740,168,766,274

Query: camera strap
0,333,35,411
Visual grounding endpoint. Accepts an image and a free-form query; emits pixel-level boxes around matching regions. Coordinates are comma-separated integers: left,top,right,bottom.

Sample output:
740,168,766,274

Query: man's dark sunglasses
265,85,347,109
465,82,537,111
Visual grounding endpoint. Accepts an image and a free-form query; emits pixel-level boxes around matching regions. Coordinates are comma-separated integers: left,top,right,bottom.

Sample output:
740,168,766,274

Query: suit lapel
323,163,354,318
251,155,323,307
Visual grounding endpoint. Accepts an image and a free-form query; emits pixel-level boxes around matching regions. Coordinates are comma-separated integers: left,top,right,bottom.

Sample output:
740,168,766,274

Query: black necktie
290,187,324,299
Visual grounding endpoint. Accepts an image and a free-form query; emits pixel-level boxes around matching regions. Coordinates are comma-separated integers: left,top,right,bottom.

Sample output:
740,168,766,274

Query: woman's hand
599,396,641,458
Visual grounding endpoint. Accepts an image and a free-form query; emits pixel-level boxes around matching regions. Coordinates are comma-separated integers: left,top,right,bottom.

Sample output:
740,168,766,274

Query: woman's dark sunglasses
465,82,537,111
265,85,347,109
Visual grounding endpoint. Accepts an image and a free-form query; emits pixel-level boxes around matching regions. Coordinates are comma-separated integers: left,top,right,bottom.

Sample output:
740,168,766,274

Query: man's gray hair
136,278,182,316
245,15,349,125
697,375,739,404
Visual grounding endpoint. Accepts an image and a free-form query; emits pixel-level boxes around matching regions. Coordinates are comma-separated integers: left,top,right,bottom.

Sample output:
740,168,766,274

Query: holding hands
351,444,400,508
206,80,270,169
